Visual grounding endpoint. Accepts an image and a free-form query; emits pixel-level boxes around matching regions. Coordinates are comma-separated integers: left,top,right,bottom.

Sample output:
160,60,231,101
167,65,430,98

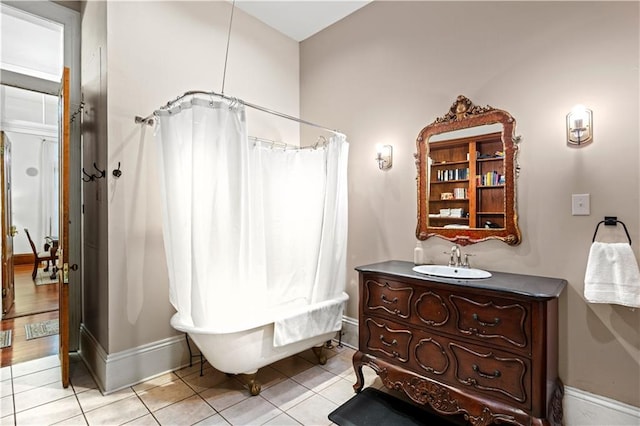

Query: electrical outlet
572,194,590,215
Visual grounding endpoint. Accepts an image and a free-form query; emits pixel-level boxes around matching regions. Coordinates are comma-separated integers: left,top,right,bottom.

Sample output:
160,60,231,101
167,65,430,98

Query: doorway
2,86,61,317
0,2,81,368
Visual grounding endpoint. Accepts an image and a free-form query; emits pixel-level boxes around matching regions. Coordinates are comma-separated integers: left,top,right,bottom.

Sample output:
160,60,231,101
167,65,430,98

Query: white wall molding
0,120,57,138
79,324,191,394
564,385,640,425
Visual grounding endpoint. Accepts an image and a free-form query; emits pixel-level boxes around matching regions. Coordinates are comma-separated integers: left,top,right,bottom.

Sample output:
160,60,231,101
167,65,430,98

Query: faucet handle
443,251,456,267
462,253,474,268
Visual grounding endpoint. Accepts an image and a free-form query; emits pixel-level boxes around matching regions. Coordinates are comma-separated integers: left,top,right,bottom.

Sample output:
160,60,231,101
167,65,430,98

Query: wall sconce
376,144,393,170
567,105,593,146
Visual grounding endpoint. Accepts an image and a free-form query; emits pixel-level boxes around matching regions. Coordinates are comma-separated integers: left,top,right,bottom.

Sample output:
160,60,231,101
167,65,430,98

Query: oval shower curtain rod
134,90,343,136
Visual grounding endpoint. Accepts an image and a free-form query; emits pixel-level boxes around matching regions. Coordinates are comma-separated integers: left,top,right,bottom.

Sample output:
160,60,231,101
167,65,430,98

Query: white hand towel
584,242,640,308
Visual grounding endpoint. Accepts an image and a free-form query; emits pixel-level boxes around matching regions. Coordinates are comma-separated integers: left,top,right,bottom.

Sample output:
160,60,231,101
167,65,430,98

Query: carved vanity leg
239,372,262,396
352,351,365,393
549,378,565,426
312,346,327,365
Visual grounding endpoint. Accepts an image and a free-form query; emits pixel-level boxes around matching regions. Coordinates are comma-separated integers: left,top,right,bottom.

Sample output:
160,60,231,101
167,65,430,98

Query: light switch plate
572,194,590,215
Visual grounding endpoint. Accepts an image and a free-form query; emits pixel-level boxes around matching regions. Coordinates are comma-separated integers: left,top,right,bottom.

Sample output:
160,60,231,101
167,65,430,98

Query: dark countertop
355,260,567,300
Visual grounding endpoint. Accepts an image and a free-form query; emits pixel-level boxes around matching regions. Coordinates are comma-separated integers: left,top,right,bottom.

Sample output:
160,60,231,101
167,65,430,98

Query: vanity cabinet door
450,294,530,353
413,289,451,328
364,278,413,320
450,341,531,410
362,317,413,364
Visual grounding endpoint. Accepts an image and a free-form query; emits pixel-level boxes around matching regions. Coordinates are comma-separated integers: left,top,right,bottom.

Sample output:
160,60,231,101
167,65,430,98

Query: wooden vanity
353,261,566,426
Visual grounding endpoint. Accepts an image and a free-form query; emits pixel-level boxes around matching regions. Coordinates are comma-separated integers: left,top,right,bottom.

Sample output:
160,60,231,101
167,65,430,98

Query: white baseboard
337,315,358,349
564,386,640,425
79,324,191,394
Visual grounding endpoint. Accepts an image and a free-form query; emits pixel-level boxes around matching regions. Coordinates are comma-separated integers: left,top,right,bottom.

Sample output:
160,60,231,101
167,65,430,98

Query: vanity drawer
361,317,413,364
450,341,531,410
450,294,530,352
364,278,414,320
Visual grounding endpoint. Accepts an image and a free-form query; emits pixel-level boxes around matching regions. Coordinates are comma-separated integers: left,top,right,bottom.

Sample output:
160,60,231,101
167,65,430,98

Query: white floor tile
0,367,11,382
15,395,82,425
291,366,340,393
83,395,150,426
219,396,281,426
1,379,12,398
136,378,195,412
200,379,249,412
192,413,231,425
253,366,287,392
3,342,357,426
0,414,15,426
318,352,353,377
12,366,61,394
69,362,97,394
13,381,75,413
122,413,159,425
132,372,178,393
11,355,60,378
181,369,229,394
285,393,337,426
53,414,88,425
77,386,136,413
261,412,302,425
260,379,314,412
153,394,216,425
318,377,357,406
1,395,13,417
270,356,314,378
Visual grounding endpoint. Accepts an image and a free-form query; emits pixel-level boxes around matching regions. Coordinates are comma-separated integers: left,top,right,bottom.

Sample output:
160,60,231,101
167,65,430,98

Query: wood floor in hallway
1,264,59,367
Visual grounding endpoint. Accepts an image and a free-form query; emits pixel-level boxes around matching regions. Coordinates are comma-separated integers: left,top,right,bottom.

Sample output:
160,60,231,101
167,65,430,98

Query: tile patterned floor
0,345,387,425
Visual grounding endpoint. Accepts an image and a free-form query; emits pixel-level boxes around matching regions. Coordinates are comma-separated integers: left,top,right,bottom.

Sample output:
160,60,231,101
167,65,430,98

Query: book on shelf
435,167,469,182
453,187,467,199
476,170,502,186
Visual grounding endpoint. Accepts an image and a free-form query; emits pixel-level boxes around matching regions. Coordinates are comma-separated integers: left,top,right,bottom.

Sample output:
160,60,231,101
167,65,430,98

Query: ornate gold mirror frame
415,95,521,246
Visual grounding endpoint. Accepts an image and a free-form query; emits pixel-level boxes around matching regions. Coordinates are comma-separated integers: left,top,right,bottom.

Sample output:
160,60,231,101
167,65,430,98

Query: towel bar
592,216,632,244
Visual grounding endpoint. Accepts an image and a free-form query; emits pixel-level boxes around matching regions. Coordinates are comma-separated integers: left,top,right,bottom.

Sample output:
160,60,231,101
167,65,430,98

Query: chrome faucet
448,245,461,267
446,245,472,268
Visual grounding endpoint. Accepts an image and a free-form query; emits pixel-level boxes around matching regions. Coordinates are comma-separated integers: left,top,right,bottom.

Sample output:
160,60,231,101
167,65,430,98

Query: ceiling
233,1,372,42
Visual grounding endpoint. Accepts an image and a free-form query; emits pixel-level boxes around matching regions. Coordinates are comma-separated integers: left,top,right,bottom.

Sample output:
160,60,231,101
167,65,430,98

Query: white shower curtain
155,97,348,339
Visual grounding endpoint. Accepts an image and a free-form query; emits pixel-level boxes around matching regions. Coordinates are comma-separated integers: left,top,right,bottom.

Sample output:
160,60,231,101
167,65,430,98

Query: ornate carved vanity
353,261,566,426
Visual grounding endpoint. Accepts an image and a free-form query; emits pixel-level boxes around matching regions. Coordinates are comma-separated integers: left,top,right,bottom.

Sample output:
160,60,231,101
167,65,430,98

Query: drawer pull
381,294,398,305
472,313,501,327
379,335,398,347
472,364,501,379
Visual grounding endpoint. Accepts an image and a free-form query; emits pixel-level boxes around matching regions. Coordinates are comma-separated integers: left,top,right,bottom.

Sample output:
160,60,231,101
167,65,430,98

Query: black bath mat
328,387,458,426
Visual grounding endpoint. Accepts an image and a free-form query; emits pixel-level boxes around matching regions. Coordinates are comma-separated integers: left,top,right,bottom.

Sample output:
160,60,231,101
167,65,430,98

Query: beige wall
101,1,300,353
80,0,109,351
301,1,640,406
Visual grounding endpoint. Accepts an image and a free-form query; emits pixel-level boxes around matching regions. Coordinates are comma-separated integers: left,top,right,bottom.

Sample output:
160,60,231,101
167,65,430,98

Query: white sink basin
412,264,492,279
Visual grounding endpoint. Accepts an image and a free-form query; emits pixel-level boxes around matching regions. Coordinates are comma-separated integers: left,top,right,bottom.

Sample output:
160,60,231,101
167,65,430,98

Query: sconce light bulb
375,144,393,170
567,104,593,146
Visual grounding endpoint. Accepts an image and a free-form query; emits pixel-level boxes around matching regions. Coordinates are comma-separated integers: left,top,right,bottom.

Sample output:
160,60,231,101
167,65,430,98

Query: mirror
416,95,521,246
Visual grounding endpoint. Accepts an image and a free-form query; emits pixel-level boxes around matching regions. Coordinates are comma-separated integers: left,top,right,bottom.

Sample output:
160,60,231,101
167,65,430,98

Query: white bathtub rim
170,291,349,335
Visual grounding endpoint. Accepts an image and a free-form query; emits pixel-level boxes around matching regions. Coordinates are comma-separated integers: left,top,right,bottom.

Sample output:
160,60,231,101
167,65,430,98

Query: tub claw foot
312,346,327,365
249,381,261,396
239,372,262,396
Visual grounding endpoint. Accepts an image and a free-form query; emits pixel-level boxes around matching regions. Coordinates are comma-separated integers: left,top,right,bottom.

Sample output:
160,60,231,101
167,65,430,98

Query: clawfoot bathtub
170,292,349,395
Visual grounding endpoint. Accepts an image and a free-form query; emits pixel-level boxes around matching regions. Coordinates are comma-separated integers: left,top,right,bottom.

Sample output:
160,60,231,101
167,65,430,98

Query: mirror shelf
415,95,521,246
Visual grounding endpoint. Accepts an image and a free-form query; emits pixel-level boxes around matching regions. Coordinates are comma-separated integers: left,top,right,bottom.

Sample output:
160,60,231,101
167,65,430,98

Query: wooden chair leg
32,260,38,280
